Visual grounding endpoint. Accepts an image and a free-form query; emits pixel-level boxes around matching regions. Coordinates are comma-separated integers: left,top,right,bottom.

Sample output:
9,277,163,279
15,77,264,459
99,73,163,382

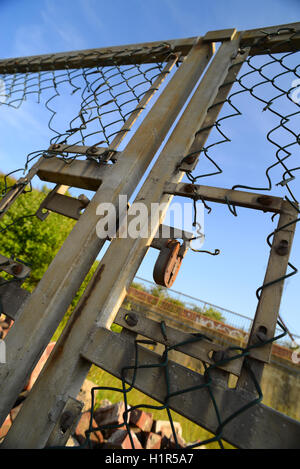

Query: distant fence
129,276,300,363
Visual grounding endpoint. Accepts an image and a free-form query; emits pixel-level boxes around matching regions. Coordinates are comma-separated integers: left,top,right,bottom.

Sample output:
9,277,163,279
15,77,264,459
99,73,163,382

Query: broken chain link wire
72,28,298,450
184,27,300,336
0,43,176,242
0,33,298,449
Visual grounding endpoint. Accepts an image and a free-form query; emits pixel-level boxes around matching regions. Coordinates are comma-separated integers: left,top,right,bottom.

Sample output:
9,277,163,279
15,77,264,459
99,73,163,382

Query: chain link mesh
0,30,299,449
80,28,299,450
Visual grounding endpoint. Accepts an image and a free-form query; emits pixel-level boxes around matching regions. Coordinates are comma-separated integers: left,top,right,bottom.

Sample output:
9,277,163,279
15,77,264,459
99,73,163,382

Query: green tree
0,175,76,291
192,305,225,322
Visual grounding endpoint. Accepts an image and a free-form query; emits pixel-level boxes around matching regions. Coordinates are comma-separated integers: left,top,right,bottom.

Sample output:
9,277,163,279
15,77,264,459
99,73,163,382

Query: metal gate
0,23,299,448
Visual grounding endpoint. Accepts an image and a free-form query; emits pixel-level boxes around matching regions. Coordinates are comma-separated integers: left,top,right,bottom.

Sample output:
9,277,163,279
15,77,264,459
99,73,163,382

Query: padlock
153,239,187,288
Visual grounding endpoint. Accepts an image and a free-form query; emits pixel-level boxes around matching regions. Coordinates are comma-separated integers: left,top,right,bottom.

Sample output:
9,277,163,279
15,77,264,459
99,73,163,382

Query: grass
87,365,234,449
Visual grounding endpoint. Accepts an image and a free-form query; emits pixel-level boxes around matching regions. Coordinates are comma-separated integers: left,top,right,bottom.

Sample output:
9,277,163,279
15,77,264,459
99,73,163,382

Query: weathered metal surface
203,28,237,42
163,182,284,213
36,189,89,221
179,46,250,172
240,22,300,54
47,143,113,158
81,328,300,449
0,255,31,280
150,225,193,250
37,157,109,191
246,200,298,363
115,307,243,376
0,41,213,441
0,37,197,73
0,282,30,321
45,397,83,448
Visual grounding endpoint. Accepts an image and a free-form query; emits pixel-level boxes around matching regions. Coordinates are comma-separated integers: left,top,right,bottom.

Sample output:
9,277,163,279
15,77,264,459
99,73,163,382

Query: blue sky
0,0,300,337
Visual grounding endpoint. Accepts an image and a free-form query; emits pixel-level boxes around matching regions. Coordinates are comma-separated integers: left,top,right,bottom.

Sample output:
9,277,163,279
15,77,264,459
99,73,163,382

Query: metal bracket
0,254,31,280
0,281,30,321
36,185,90,221
47,143,119,163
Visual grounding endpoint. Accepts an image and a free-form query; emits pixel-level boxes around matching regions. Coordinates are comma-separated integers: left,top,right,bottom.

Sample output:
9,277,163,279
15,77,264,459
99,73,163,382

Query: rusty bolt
124,313,138,327
78,194,90,207
181,155,197,165
212,350,227,363
257,196,273,206
60,410,74,433
183,184,196,194
89,147,98,154
11,263,23,276
256,326,268,343
276,239,289,256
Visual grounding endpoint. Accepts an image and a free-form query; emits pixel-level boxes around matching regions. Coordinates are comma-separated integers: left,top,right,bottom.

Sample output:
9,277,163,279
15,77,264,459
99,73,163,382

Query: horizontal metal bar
47,144,115,158
37,156,111,191
115,307,242,376
0,37,197,73
0,22,298,75
81,327,300,449
0,41,214,447
240,22,300,54
164,181,284,213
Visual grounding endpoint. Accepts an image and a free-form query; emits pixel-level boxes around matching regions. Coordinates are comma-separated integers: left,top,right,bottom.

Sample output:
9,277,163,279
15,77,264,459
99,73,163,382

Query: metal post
2,38,239,448
0,39,213,428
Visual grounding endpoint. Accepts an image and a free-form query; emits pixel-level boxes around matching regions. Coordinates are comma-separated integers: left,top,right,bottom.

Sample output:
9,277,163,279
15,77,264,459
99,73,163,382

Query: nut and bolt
275,239,289,256
78,194,90,207
256,326,268,343
11,263,23,276
88,147,98,154
183,184,196,194
211,349,228,363
182,155,197,165
124,313,138,327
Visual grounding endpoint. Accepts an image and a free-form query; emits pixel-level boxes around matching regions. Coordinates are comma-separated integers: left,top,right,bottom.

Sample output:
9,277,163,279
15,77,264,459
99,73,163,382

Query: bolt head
89,147,98,154
11,264,23,276
212,350,226,363
124,313,138,327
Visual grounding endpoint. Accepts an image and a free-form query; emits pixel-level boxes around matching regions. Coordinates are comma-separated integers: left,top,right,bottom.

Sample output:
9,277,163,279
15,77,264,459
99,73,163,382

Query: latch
151,226,192,288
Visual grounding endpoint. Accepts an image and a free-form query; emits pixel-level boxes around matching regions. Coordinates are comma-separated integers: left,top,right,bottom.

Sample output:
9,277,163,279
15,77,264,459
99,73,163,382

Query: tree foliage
0,175,76,291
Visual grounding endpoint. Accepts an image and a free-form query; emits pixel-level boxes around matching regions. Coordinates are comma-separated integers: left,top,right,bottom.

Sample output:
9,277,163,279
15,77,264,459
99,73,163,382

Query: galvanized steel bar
0,40,213,440
1,39,239,448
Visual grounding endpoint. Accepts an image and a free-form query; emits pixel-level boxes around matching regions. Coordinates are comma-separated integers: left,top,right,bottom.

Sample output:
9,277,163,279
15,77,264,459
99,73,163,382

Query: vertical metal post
2,38,240,448
0,40,213,430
